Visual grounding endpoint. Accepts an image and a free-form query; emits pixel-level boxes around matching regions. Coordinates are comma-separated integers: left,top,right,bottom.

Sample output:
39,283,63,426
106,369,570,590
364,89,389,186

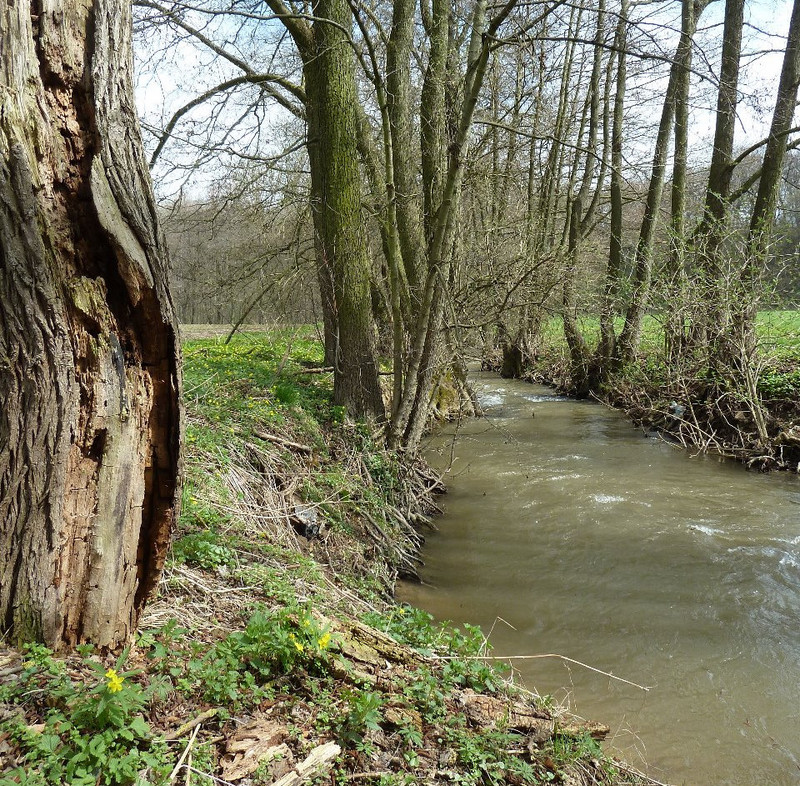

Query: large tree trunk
693,0,744,343
265,0,384,421
596,0,628,372
747,0,800,260
304,0,385,421
664,0,701,365
387,0,425,297
0,1,182,650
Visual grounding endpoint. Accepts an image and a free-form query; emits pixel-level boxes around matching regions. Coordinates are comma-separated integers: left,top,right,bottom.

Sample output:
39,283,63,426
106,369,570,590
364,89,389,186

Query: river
399,373,800,785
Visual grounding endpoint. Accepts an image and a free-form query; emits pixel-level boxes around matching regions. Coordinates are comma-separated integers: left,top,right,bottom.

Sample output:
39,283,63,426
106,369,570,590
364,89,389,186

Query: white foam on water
522,393,569,403
591,494,625,503
689,523,725,537
779,552,800,570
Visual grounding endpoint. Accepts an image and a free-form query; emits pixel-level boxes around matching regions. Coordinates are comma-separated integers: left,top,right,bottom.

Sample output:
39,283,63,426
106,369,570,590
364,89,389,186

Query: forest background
132,0,800,464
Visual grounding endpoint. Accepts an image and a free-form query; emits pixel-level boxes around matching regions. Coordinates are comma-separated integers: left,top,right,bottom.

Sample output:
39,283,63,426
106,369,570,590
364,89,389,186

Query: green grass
183,326,333,437
542,310,799,356
755,310,800,361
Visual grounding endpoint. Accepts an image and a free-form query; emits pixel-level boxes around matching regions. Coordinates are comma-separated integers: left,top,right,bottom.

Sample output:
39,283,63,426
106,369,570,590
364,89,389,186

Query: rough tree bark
0,1,182,650
693,0,744,339
746,0,800,260
596,0,628,370
664,0,701,364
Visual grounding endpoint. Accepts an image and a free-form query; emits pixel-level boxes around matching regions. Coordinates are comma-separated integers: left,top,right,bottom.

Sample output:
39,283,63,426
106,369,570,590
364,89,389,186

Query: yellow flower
317,633,331,651
105,668,124,693
289,633,304,653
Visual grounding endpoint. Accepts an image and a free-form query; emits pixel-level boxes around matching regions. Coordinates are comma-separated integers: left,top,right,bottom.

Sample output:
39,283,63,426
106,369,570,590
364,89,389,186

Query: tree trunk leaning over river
742,0,800,304
0,1,182,650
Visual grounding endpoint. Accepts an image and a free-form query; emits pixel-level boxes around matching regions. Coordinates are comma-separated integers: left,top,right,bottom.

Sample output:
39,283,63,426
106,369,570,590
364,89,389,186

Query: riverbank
0,328,659,786
487,312,800,471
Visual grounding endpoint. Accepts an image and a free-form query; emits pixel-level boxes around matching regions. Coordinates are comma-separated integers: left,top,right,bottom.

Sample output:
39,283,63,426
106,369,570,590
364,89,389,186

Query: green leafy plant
172,530,235,571
334,690,384,747
758,367,800,399
397,724,424,767
445,726,512,786
0,646,168,786
364,606,507,693
145,605,335,709
402,667,448,723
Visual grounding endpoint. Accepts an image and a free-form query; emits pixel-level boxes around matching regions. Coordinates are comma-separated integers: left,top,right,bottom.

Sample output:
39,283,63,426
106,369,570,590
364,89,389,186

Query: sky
133,0,800,200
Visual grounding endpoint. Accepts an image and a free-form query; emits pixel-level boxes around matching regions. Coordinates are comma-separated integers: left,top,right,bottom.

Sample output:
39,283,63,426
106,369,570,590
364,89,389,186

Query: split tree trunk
0,1,182,650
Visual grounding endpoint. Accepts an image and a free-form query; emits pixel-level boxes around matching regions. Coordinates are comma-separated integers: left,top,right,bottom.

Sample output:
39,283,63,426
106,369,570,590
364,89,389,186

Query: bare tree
617,0,714,363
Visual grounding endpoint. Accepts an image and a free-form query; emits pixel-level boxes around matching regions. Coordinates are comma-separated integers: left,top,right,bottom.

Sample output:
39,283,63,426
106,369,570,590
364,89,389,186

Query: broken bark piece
556,719,610,741
526,722,555,752
328,654,378,687
220,717,291,781
271,741,341,786
333,618,428,668
454,689,551,732
383,704,423,731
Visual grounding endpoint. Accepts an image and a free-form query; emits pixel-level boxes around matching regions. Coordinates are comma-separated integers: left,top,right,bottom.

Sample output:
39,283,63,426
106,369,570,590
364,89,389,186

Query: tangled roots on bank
172,410,445,618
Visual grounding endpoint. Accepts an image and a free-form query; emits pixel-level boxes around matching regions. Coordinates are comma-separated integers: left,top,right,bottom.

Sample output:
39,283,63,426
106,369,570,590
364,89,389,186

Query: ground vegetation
1,330,662,786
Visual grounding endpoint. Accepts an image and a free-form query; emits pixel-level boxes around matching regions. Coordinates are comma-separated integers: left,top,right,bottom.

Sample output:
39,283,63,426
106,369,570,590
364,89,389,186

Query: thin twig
167,707,219,740
433,653,652,691
169,723,201,781
613,760,674,786
179,767,238,786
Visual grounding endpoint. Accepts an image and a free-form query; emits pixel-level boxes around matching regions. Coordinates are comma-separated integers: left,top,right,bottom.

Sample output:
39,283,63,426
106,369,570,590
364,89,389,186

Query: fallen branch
434,653,652,691
167,708,220,740
251,430,313,455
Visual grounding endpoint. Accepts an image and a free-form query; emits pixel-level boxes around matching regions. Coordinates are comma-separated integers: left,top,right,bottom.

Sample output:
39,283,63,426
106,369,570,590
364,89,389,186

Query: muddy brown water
399,373,800,786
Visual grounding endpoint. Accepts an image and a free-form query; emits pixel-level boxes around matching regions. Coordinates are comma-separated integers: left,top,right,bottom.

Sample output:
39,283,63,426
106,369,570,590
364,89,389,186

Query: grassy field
538,310,800,359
